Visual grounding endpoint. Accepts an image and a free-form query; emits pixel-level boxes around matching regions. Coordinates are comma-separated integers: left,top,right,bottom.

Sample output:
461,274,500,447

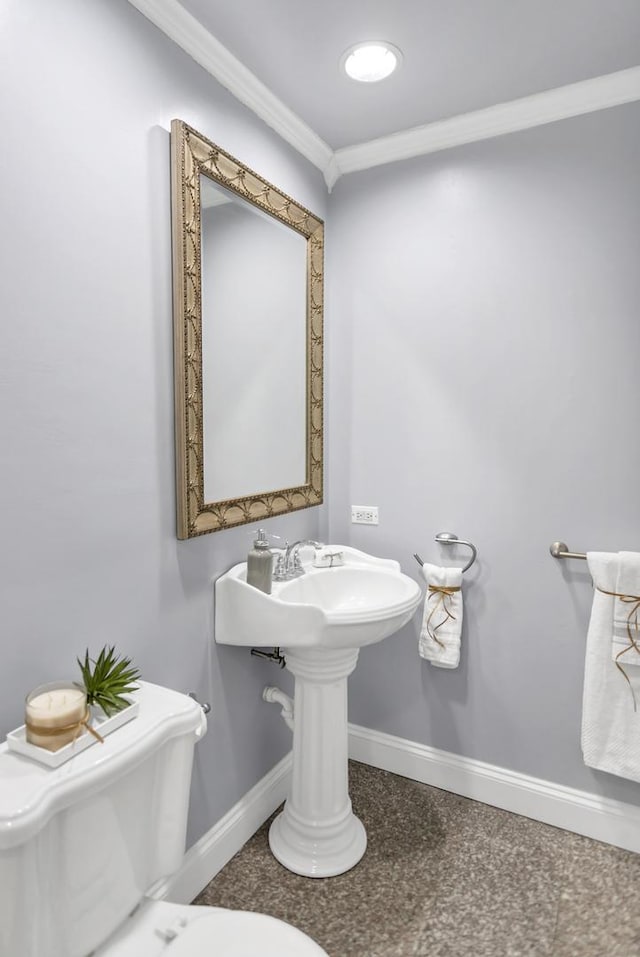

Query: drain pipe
263,686,294,732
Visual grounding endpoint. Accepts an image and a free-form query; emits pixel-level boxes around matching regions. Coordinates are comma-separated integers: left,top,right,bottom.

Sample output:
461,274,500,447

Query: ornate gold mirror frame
170,120,324,538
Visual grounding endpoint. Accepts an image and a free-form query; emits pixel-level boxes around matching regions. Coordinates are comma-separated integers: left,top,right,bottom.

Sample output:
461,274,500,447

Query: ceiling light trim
126,0,333,173
341,41,403,83
331,66,640,183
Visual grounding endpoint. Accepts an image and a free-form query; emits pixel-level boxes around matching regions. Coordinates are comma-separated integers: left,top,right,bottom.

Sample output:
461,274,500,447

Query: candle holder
7,690,139,768
25,682,88,752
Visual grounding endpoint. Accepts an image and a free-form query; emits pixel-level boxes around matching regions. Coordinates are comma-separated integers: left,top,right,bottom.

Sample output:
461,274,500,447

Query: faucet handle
272,549,288,582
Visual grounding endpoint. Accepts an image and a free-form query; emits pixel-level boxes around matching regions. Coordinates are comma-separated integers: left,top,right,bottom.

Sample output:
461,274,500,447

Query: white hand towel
418,563,463,668
582,552,640,782
610,551,640,668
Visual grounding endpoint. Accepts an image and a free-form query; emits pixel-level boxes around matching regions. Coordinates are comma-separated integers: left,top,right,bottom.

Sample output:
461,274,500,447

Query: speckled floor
194,761,640,957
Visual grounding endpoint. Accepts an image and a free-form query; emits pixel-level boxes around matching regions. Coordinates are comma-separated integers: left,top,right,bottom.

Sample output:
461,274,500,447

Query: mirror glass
171,121,324,537
200,177,307,502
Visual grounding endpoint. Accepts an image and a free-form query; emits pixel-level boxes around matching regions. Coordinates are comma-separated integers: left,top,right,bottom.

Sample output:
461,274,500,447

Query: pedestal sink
215,547,422,877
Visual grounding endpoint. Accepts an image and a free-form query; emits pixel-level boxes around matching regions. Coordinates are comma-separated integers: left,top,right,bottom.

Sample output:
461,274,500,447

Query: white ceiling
174,0,640,149
128,0,640,187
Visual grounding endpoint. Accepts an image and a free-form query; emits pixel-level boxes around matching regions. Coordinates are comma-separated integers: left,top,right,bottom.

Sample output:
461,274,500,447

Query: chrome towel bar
550,541,587,560
414,532,478,574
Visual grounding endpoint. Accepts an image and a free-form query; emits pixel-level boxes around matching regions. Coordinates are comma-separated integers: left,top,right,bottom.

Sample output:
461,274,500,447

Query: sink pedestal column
268,646,367,878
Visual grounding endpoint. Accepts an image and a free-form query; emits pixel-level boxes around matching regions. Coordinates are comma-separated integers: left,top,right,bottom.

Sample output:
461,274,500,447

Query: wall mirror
170,120,324,538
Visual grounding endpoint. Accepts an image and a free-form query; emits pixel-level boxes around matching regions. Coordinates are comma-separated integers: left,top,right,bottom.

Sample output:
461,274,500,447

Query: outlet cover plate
351,505,379,525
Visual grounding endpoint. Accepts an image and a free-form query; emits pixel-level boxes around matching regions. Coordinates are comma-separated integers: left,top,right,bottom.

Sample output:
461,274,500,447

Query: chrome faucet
273,539,323,581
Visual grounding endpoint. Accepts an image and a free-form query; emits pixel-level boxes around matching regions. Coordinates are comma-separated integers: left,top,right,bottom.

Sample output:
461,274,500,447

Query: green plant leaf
76,645,140,714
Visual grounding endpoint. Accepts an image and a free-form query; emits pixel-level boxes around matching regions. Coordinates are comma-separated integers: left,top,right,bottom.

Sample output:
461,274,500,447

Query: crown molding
126,1,640,191
323,153,340,192
333,66,640,181
126,0,333,174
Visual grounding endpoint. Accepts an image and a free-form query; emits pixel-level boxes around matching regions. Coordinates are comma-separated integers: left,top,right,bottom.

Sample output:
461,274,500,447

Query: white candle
25,684,88,752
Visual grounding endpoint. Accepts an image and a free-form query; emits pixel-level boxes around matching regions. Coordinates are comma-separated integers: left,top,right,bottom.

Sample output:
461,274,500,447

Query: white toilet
0,682,328,957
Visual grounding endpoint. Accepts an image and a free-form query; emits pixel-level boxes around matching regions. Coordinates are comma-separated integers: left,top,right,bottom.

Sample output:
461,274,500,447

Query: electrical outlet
351,505,379,525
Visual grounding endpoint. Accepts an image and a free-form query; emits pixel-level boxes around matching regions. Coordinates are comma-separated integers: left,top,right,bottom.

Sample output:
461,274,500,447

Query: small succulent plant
77,646,140,717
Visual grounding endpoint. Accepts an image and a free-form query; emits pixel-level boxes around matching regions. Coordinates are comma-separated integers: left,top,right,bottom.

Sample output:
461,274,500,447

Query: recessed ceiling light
341,41,402,83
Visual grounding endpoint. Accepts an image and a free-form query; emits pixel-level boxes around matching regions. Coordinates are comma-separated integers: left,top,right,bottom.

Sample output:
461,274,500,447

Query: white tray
5,698,139,768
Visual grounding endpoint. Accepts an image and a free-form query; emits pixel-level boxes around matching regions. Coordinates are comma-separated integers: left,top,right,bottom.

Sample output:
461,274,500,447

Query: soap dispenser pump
247,528,274,594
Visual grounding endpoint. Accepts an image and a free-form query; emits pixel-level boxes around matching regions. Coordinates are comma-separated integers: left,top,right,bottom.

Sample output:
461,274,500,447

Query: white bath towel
418,563,463,668
610,551,640,668
582,552,640,782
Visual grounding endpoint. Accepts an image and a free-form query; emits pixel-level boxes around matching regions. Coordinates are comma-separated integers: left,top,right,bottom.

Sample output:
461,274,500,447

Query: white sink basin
215,547,421,649
215,547,423,878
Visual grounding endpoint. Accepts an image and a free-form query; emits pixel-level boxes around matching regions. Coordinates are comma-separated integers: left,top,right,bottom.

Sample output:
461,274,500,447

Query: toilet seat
156,909,328,956
95,899,328,956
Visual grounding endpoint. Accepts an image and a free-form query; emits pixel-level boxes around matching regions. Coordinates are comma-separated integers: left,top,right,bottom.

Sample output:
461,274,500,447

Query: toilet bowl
94,900,327,956
0,682,328,957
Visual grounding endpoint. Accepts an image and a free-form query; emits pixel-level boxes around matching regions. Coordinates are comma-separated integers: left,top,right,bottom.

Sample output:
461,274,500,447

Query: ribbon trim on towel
597,587,640,711
426,585,461,648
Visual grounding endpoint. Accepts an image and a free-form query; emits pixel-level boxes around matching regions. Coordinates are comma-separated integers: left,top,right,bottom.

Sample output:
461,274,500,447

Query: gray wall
0,0,327,845
327,102,640,807
2,0,639,861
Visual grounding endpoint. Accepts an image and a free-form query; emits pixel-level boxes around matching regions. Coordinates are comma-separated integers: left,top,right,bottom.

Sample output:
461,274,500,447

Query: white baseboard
348,723,640,854
153,751,292,904
154,724,640,903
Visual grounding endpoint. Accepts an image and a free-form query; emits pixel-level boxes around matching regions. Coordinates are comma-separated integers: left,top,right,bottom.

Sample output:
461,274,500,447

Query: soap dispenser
247,528,274,594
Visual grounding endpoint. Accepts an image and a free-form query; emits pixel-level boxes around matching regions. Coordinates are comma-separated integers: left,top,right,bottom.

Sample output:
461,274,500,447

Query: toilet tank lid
0,682,206,850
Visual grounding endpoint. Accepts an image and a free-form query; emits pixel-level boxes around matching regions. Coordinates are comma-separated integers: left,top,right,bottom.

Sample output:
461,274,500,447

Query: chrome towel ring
414,532,478,574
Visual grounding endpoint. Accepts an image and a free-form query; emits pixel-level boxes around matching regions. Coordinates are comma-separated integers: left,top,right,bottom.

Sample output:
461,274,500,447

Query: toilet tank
0,682,206,957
